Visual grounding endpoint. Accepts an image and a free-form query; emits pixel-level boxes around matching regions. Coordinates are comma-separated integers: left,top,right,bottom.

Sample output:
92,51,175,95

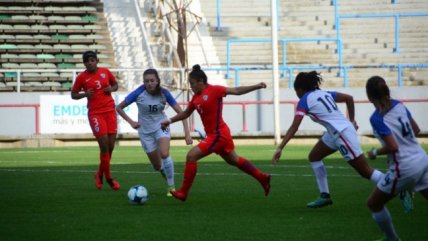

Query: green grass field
0,145,427,241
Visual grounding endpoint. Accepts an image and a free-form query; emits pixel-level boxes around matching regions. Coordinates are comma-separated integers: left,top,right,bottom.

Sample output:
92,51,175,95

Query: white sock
310,160,329,194
162,156,175,187
370,169,384,184
372,208,399,241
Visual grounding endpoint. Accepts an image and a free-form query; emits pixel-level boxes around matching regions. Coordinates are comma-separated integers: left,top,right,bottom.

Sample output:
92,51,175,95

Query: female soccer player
365,76,428,241
272,71,384,208
160,64,271,201
71,50,120,190
116,68,193,196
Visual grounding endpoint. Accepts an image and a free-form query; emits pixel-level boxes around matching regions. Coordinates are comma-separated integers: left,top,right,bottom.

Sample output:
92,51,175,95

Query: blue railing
205,64,428,88
222,0,428,87
338,12,428,53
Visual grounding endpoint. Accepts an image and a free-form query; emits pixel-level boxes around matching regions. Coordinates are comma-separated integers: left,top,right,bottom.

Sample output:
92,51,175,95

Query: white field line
0,167,361,177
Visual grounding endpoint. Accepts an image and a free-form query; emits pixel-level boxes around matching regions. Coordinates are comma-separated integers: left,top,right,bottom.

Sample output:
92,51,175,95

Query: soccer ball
127,185,149,205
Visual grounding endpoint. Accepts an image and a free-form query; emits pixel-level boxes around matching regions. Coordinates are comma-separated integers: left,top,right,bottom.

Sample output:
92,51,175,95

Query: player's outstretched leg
170,161,197,201
94,171,103,190
236,157,271,196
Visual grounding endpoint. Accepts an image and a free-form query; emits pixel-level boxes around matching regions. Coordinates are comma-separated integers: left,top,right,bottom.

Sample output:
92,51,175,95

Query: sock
370,169,384,184
100,152,112,179
310,160,330,194
162,156,175,187
372,207,399,241
236,157,264,181
180,161,197,194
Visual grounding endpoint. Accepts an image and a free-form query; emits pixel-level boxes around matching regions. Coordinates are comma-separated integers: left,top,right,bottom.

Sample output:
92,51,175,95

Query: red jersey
188,84,230,136
72,67,117,115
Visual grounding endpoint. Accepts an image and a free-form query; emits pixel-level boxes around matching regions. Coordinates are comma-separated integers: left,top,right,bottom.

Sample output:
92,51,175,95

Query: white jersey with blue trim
370,99,425,166
296,89,352,137
124,86,177,134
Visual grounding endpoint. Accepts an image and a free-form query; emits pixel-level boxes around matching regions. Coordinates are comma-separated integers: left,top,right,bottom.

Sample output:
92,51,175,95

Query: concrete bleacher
0,0,117,92
198,0,428,88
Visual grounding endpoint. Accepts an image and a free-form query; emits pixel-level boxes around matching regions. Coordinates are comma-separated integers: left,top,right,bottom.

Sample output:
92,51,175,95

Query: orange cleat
170,189,187,202
261,174,271,196
106,178,120,190
95,172,103,190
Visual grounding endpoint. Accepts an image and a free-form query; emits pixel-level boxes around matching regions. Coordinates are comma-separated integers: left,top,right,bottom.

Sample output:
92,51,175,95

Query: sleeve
213,85,226,97
370,112,392,137
161,88,177,106
295,94,309,116
72,74,83,92
125,85,145,104
327,91,337,100
105,68,117,85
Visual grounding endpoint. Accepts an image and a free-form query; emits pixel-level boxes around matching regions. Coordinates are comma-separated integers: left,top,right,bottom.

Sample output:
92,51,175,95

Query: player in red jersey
161,64,271,201
71,50,120,190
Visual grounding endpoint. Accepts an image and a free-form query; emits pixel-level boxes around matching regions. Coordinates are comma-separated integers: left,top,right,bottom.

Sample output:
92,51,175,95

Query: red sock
236,157,263,181
181,161,197,194
100,152,111,179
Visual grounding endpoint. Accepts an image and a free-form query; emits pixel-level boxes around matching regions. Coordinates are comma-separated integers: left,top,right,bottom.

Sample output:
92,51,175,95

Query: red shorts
197,132,235,155
88,111,117,137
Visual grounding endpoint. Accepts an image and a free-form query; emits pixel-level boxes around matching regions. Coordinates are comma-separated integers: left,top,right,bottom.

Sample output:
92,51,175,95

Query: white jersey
296,89,352,137
370,99,426,167
124,85,177,134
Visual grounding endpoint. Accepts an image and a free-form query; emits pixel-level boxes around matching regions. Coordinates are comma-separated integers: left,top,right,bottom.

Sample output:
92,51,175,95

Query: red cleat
261,174,271,196
170,189,187,202
106,178,120,190
95,172,103,190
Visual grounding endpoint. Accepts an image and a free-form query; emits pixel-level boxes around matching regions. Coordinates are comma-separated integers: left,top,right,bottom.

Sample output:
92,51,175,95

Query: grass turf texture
0,145,427,241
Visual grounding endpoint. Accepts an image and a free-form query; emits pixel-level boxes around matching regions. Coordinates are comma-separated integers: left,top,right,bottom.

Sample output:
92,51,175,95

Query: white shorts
139,128,170,153
321,127,363,161
378,154,428,195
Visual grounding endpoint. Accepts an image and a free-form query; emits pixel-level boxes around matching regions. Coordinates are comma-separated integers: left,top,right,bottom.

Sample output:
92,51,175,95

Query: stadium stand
197,0,428,87
0,0,117,92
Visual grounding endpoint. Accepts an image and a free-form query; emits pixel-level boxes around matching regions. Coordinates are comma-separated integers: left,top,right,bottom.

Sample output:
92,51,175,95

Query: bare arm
410,117,421,136
161,106,194,129
226,82,266,95
272,115,304,164
116,100,140,129
335,92,358,129
171,103,193,145
71,89,93,100
367,134,398,159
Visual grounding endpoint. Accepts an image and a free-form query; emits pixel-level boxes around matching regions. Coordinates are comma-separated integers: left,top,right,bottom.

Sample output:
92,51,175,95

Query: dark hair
143,68,161,95
294,71,322,91
82,50,97,62
189,64,208,84
366,76,390,111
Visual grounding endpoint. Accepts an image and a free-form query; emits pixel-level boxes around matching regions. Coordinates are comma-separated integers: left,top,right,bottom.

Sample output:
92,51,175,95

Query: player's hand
272,148,282,165
352,120,359,130
130,120,141,129
160,119,171,130
185,136,193,145
103,85,113,94
85,89,94,99
367,148,377,160
258,82,267,89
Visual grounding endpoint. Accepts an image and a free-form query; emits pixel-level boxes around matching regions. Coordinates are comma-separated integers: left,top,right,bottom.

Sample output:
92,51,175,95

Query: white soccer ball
127,185,149,205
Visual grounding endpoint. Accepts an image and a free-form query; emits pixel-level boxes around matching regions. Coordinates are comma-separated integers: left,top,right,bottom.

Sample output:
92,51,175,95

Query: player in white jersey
272,71,384,208
116,69,193,196
365,76,428,241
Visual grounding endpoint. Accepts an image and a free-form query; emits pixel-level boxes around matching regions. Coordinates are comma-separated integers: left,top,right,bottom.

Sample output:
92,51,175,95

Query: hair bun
192,64,201,71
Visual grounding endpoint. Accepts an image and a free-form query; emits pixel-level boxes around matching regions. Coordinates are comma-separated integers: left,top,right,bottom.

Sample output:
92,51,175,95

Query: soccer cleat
170,189,187,201
306,193,333,208
106,178,120,190
260,174,271,196
166,186,175,197
94,172,103,190
399,190,413,214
